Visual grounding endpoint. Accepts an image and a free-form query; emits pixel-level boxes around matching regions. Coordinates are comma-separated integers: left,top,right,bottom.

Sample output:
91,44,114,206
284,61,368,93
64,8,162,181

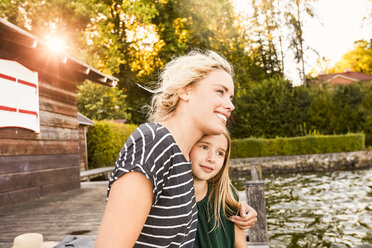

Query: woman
95,50,256,248
191,130,246,248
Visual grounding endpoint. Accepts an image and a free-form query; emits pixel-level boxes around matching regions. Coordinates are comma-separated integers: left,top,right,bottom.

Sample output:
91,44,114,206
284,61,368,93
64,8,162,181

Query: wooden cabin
0,19,118,208
78,113,94,171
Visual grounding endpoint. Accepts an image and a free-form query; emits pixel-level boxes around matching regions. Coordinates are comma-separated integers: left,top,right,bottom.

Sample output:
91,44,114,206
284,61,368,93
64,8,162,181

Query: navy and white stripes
107,123,198,247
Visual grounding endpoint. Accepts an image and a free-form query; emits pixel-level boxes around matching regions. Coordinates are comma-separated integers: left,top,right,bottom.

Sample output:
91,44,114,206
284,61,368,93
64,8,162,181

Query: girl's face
185,69,234,135
190,134,228,182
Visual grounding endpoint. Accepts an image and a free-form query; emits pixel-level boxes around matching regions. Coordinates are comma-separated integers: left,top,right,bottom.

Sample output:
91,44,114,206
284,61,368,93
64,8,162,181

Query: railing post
245,163,269,247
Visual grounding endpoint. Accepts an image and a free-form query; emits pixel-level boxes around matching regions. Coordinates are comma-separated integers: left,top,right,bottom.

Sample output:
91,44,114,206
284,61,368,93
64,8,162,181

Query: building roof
78,112,95,126
0,18,118,87
316,71,372,82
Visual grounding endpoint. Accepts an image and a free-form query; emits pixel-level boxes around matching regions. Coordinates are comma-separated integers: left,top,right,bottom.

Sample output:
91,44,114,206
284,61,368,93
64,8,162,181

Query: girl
191,130,247,248
95,50,256,248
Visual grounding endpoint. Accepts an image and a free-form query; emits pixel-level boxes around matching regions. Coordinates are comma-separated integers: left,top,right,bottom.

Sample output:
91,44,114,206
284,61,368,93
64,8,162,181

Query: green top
193,185,238,248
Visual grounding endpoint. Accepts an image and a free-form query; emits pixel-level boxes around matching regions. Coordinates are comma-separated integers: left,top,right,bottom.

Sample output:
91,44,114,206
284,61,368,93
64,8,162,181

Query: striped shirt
108,123,198,247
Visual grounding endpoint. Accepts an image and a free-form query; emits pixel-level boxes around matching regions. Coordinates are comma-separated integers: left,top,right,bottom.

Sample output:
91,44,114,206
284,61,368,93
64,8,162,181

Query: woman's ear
178,87,191,102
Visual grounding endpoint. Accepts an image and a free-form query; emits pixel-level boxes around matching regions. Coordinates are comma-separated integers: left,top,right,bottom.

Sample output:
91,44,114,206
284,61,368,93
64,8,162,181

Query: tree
361,85,372,146
331,84,364,134
249,0,283,78
0,0,99,59
284,0,318,86
328,40,372,74
77,81,130,121
231,77,305,139
83,0,164,123
307,88,334,134
153,0,239,61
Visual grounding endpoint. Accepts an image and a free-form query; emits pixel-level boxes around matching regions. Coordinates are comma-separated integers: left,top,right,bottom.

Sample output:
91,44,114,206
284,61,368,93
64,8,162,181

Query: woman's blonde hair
208,128,241,231
148,50,234,122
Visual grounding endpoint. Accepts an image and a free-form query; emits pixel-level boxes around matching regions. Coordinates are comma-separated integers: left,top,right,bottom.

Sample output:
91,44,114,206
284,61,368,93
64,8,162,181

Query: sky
232,0,372,85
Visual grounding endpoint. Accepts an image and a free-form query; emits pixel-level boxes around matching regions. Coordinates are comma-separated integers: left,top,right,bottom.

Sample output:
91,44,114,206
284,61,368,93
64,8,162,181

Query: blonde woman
95,50,257,248
191,129,246,248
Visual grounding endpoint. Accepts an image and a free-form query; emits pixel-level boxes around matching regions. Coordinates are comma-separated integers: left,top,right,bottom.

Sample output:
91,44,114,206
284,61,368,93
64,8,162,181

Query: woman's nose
225,99,235,112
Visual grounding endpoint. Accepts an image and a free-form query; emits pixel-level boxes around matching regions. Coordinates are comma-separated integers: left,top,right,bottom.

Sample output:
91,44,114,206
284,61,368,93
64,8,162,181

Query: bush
230,133,365,158
232,79,372,147
87,121,138,168
232,77,307,139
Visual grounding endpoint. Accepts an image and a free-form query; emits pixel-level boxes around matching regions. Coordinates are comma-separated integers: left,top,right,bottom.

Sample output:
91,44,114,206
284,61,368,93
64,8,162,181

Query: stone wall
229,150,372,177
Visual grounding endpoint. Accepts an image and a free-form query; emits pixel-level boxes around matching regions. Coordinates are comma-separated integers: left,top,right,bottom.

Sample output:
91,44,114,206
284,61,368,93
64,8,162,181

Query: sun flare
46,36,66,53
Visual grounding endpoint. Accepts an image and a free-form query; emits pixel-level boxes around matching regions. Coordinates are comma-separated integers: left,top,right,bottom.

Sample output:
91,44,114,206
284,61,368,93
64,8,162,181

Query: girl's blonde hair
148,50,234,122
208,128,241,230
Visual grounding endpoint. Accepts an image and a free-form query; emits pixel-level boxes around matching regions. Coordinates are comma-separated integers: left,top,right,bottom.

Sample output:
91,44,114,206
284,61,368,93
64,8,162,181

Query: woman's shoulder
128,123,184,163
136,123,171,141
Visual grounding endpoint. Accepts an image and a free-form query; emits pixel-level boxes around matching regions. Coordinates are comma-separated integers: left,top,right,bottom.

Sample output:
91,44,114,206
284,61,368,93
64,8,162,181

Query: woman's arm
234,224,247,248
229,203,257,229
94,172,153,248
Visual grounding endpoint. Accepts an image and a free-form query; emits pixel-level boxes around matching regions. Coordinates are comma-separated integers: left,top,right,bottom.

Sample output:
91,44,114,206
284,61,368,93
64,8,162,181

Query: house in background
0,18,118,208
311,71,372,86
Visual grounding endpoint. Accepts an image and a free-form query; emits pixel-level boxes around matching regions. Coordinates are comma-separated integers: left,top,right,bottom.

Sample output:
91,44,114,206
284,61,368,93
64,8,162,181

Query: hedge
87,121,138,169
230,133,365,158
232,80,372,147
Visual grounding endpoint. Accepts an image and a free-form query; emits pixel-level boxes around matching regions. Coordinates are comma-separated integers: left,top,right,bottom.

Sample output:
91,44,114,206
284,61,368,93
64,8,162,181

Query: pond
232,168,372,248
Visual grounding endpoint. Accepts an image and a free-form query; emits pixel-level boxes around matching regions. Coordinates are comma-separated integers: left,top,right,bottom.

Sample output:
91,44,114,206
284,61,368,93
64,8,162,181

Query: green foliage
154,0,238,59
332,84,364,133
0,0,26,24
307,88,334,133
77,81,130,121
0,0,280,124
232,78,372,148
232,77,308,138
2,0,370,144
361,85,372,145
231,133,365,158
249,0,283,78
87,121,137,168
0,0,98,59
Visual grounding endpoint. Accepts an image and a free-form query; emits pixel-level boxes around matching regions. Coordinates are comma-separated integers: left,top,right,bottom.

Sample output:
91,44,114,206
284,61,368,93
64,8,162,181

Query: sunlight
46,36,66,53
231,0,371,85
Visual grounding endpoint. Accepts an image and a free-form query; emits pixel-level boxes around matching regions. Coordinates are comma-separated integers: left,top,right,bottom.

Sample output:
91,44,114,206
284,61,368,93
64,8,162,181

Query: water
232,169,372,248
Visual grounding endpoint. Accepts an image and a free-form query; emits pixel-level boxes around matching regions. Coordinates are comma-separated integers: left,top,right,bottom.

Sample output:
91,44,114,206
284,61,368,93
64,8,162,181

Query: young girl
95,50,256,248
191,130,247,248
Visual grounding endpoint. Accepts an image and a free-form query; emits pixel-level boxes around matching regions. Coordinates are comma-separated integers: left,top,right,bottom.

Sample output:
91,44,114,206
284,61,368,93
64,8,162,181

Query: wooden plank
0,186,41,207
80,166,114,182
39,110,78,129
39,96,77,117
39,83,77,105
78,126,88,171
0,127,38,140
38,126,79,140
41,180,80,196
0,139,79,156
0,167,80,193
39,73,77,93
0,126,79,140
245,181,269,245
0,154,80,174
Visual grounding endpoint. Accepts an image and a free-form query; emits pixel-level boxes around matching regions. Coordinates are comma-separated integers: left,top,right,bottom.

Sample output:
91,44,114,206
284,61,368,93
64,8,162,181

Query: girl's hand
229,203,257,229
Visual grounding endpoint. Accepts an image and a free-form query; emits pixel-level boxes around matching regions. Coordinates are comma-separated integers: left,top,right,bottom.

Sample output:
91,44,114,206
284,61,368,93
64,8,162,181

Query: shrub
87,121,137,168
232,79,372,147
230,133,365,158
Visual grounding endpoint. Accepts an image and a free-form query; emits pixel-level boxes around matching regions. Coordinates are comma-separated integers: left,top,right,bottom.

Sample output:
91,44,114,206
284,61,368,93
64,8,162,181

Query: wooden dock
80,167,114,182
